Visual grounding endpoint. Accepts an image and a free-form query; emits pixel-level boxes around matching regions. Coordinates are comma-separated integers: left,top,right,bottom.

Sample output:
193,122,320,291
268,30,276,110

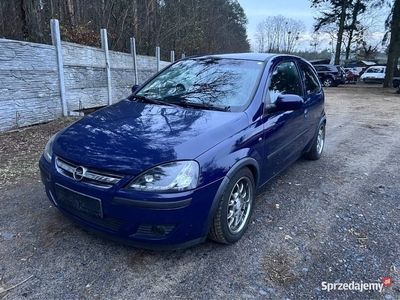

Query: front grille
56,157,123,188
51,186,123,232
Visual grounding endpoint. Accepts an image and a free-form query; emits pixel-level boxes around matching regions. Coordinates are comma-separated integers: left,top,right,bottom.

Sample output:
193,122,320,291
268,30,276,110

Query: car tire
323,77,334,87
208,168,255,244
304,122,325,160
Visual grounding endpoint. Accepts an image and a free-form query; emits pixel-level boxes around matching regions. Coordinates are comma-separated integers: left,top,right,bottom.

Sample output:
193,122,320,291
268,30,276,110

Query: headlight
43,134,56,163
127,161,199,192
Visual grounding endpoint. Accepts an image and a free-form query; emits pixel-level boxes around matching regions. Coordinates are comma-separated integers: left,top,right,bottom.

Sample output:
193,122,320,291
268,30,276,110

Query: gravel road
0,85,399,300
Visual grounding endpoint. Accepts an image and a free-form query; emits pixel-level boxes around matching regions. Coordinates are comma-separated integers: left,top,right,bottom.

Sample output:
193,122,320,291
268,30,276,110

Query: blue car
39,53,326,250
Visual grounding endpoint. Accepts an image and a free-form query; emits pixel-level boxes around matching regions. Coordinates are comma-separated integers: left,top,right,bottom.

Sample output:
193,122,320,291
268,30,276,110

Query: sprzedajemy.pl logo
321,277,393,293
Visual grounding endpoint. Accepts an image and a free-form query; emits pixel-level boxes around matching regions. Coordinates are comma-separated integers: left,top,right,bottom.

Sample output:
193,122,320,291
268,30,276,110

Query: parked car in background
344,68,359,84
360,66,386,83
393,77,400,89
313,64,345,87
336,65,347,84
345,68,360,76
39,53,326,250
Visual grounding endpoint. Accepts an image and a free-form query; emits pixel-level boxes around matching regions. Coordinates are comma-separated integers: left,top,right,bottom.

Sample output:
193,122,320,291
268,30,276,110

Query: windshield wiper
133,95,229,111
177,101,230,112
132,95,178,107
160,95,230,111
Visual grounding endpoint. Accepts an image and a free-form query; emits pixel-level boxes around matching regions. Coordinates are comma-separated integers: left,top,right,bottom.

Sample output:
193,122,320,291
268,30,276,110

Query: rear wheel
304,122,325,160
208,168,255,244
323,77,334,87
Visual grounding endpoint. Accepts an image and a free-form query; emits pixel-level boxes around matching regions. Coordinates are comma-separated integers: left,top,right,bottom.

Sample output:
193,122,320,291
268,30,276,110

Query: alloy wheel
226,177,252,234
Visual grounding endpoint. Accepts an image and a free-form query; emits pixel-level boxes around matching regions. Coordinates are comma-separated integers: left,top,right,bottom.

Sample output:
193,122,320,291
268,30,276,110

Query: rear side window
314,66,324,71
268,61,302,104
315,65,329,71
299,62,321,94
366,67,384,73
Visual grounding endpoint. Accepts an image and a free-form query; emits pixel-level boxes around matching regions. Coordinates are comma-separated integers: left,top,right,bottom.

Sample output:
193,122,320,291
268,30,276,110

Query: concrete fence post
156,46,160,72
130,38,139,85
101,29,112,105
50,19,67,117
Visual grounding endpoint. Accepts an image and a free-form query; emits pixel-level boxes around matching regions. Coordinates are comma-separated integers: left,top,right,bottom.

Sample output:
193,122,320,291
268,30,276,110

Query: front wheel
304,122,325,160
208,168,255,244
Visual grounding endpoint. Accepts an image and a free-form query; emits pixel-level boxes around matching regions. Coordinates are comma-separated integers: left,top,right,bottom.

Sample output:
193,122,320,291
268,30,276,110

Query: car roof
366,65,385,69
189,53,289,62
313,64,335,67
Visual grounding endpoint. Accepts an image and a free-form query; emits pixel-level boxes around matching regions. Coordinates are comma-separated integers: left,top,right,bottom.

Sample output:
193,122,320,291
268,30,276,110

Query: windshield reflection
136,58,264,112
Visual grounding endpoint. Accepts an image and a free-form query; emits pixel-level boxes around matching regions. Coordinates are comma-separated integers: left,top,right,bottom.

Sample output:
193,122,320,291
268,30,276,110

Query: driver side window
268,61,302,104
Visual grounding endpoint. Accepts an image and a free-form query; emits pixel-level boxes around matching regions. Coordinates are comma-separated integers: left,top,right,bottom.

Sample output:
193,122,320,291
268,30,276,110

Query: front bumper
39,155,223,250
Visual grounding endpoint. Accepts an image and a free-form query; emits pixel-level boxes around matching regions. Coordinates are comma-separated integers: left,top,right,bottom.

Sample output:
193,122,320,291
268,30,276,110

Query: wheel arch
225,157,259,188
304,115,327,154
201,157,260,239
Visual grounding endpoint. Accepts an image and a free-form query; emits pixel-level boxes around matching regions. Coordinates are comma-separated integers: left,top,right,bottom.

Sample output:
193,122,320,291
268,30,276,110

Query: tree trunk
133,0,138,37
335,0,347,65
345,31,353,60
345,0,363,60
66,0,75,26
383,0,400,88
20,0,28,38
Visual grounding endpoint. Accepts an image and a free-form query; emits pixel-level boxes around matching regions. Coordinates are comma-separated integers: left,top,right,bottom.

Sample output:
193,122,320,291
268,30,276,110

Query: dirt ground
0,84,399,299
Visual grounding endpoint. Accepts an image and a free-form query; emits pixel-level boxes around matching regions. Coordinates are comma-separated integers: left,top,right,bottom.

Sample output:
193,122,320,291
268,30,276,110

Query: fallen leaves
0,117,80,189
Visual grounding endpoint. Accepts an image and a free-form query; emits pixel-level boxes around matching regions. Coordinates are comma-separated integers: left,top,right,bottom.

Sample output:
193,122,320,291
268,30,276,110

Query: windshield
136,58,264,112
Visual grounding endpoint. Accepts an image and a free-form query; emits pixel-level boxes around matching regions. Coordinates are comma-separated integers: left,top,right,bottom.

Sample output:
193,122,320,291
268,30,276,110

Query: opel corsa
39,53,326,250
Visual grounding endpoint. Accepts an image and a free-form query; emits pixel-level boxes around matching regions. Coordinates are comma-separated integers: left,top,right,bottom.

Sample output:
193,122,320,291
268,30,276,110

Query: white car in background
361,66,386,83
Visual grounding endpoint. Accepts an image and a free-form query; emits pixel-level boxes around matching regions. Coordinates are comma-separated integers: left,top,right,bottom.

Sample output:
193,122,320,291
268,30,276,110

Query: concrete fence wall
0,20,171,132
61,42,167,112
0,39,62,131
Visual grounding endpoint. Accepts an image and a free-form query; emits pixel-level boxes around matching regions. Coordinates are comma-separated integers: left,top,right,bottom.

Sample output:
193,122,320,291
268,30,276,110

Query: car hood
53,99,248,174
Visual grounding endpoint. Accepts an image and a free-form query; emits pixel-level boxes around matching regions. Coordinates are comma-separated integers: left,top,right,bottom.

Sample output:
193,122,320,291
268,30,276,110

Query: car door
259,59,309,184
314,65,323,82
297,60,324,144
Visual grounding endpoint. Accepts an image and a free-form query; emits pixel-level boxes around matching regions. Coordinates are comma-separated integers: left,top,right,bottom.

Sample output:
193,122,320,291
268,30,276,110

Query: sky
237,0,316,44
237,0,389,52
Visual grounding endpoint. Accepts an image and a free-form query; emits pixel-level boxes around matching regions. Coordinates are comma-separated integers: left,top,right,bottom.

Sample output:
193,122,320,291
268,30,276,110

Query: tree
346,1,390,58
156,0,249,57
383,0,400,88
0,0,249,58
342,0,367,59
309,32,326,54
311,0,349,64
310,0,375,64
360,41,381,59
254,15,306,54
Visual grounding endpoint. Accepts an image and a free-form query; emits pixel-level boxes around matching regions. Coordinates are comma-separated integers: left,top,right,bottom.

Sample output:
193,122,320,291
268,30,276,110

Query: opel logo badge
73,166,87,181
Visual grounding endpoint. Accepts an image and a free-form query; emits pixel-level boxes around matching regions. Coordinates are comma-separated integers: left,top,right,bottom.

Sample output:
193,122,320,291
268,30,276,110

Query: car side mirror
131,84,140,93
275,94,304,111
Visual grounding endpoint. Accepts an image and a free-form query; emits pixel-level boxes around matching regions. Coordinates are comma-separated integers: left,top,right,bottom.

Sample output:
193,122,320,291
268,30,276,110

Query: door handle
304,108,309,118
